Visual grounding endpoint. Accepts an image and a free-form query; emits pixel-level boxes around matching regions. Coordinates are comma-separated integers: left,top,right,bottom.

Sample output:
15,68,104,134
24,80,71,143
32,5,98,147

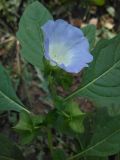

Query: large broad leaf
86,117,120,157
65,34,120,107
68,116,120,160
17,1,53,69
0,64,29,113
0,133,25,160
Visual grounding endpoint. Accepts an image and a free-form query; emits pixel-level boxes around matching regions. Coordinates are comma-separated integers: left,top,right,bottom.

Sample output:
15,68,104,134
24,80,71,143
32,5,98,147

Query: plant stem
47,127,54,157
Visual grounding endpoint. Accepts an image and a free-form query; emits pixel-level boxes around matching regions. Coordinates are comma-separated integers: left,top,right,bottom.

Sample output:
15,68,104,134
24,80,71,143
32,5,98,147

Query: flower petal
41,20,55,39
41,19,93,73
60,62,88,73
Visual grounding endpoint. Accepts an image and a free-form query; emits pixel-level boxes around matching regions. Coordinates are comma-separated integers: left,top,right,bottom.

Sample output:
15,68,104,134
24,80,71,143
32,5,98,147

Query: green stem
61,111,70,118
47,128,53,157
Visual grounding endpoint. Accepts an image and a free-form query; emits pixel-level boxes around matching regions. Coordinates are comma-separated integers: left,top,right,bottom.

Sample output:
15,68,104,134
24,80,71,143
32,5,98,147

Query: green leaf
65,34,120,107
65,102,85,133
14,111,33,131
0,133,25,160
82,24,96,49
14,111,34,145
69,117,84,133
32,114,45,127
14,112,45,144
68,116,120,159
18,131,35,145
0,64,30,113
87,116,120,157
53,148,66,160
65,101,85,117
17,1,53,69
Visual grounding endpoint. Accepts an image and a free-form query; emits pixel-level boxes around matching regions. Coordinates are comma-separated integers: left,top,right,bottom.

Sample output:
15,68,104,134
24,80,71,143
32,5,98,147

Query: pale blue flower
41,19,93,73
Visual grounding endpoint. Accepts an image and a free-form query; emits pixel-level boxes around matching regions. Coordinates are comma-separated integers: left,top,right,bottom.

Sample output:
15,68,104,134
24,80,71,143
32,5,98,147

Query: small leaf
82,24,96,49
14,111,33,132
14,112,45,144
18,131,35,145
69,117,84,133
17,1,53,69
65,102,85,133
0,133,25,160
32,114,45,127
65,101,85,117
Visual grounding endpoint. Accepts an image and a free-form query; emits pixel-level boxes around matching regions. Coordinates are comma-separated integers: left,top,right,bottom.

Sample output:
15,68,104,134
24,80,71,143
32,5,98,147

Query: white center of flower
49,43,73,66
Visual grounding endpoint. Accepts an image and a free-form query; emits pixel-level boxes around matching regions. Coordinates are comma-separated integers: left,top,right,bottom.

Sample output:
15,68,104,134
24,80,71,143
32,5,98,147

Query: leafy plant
0,1,120,160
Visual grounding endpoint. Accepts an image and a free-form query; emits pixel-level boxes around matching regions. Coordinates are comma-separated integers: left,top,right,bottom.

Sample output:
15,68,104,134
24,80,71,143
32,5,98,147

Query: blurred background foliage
0,0,120,33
